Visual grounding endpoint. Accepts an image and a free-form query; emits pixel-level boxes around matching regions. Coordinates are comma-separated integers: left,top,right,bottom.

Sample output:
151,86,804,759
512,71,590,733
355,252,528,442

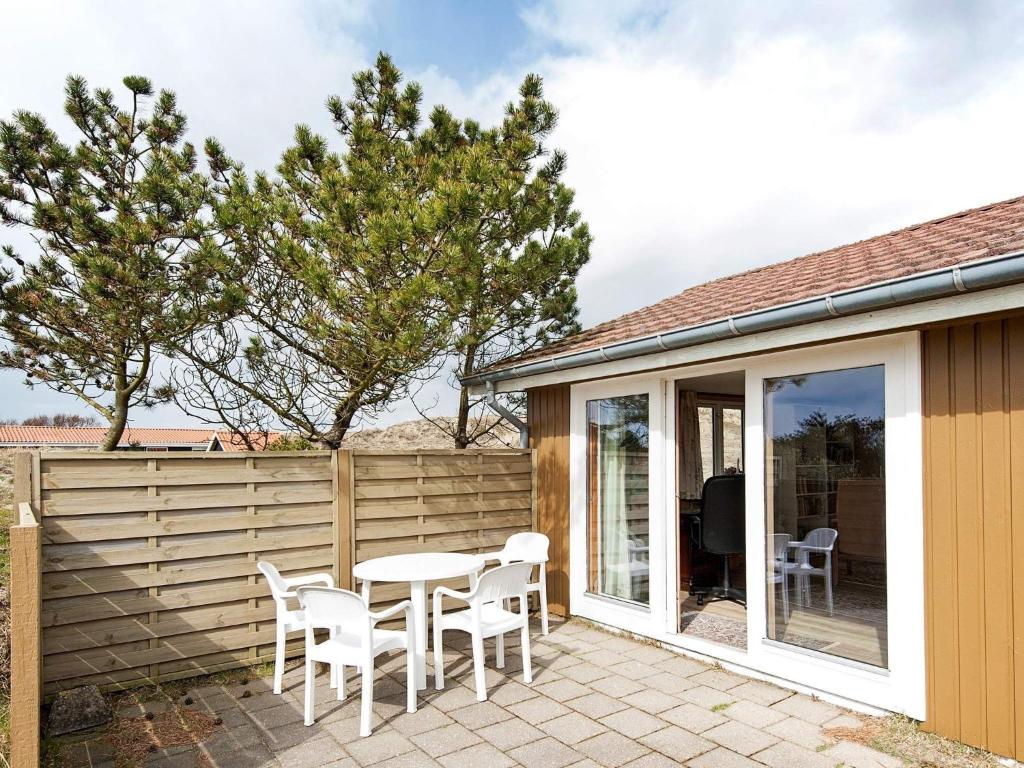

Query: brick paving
65,618,904,767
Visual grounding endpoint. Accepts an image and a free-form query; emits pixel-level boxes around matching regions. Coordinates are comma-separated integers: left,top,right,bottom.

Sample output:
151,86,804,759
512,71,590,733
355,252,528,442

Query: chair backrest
501,532,549,564
770,533,791,562
257,561,290,601
473,562,534,604
802,527,838,551
700,474,745,555
296,586,368,632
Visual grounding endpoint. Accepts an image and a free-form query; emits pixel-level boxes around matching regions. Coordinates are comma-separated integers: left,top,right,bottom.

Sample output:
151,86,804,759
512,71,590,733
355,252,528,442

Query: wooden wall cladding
923,317,1024,760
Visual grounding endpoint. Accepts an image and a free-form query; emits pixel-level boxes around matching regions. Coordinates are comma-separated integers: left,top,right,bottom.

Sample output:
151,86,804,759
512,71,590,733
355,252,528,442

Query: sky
2,0,1024,430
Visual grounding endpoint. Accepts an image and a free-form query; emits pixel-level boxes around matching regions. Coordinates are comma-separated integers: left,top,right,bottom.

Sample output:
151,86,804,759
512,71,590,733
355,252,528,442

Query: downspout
484,381,529,449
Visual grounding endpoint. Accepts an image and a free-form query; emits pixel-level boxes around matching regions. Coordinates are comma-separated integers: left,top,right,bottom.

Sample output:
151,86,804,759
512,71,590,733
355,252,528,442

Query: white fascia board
472,283,1024,394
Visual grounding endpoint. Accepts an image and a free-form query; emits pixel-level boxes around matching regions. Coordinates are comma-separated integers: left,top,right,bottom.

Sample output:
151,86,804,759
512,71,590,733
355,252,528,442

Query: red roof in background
215,431,285,451
0,425,282,449
487,194,1024,372
0,426,216,446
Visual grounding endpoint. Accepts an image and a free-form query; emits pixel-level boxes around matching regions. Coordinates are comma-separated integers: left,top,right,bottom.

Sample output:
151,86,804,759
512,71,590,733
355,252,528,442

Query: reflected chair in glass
768,533,791,621
786,528,839,615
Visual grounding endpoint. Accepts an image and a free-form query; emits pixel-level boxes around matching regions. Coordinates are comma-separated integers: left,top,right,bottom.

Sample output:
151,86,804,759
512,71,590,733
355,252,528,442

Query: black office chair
693,474,745,606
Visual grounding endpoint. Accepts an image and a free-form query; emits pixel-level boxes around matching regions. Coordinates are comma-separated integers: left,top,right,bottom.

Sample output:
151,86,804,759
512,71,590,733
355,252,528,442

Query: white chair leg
781,579,789,622
406,643,416,714
539,569,550,635
520,617,533,684
825,575,834,616
496,631,505,669
273,623,286,695
329,628,338,689
471,631,487,702
337,665,346,701
433,611,445,691
360,659,374,737
303,656,315,726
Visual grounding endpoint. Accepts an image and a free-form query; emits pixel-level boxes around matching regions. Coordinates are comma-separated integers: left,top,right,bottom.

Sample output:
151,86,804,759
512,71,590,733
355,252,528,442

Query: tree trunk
100,393,130,451
321,405,355,450
454,346,476,449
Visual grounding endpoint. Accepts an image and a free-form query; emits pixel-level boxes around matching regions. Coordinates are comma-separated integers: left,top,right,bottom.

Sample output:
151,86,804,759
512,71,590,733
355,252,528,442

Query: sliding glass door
764,365,888,667
587,394,650,605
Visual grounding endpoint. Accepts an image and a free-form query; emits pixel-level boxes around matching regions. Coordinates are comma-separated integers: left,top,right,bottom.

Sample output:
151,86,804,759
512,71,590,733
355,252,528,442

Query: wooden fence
9,447,535,747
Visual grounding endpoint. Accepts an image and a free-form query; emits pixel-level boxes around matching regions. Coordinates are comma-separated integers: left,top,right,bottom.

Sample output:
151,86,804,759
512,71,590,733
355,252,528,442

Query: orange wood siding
923,317,1024,759
528,385,571,616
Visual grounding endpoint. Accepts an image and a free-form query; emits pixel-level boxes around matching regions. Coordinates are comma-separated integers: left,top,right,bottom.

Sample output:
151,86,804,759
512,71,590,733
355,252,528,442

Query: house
466,195,1024,759
0,425,282,451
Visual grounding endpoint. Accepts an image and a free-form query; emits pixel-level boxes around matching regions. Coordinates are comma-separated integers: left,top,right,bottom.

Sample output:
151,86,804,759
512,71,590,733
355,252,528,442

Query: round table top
352,552,485,583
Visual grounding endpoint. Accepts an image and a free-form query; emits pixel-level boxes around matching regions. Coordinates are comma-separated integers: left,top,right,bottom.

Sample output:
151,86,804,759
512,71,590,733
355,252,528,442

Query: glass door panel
764,365,887,667
587,394,650,605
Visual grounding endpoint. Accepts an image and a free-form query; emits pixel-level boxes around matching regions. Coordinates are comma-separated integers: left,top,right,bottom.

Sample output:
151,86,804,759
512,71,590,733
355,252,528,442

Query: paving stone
725,699,788,729
823,740,903,768
437,742,516,768
752,740,837,768
201,741,279,768
343,729,417,765
598,636,640,653
537,678,595,702
323,713,385,743
575,730,651,767
273,735,346,767
623,646,676,665
764,717,830,751
579,649,630,667
368,751,442,768
549,653,588,671
539,711,608,745
659,702,728,733
509,736,586,768
425,685,481,712
599,708,667,739
488,680,540,706
653,656,709,678
642,674,697,696
507,695,573,724
409,722,483,758
476,716,546,751
620,690,682,715
620,753,683,768
589,675,647,699
448,700,513,729
686,746,762,767
703,720,779,756
689,669,746,692
568,692,630,719
822,713,864,730
389,706,455,737
730,681,792,707
677,686,736,710
561,662,615,684
770,695,842,725
567,760,604,768
639,725,714,762
607,660,663,681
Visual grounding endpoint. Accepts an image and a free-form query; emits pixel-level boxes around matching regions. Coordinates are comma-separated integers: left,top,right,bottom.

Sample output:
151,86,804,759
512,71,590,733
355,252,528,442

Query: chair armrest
369,599,412,623
479,551,505,564
433,585,471,604
284,572,335,589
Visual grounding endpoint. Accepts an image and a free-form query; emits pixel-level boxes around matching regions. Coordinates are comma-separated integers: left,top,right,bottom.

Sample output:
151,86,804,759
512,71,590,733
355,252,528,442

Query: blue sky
2,0,1024,430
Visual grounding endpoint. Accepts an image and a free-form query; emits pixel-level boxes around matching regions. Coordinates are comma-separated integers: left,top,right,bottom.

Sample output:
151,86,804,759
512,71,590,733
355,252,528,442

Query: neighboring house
466,195,1024,760
0,426,282,451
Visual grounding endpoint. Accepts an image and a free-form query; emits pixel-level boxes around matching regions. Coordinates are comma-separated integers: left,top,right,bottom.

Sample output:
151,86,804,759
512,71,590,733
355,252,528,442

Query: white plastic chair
786,528,839,615
767,533,791,621
296,586,415,737
432,562,534,702
257,561,336,695
482,532,551,634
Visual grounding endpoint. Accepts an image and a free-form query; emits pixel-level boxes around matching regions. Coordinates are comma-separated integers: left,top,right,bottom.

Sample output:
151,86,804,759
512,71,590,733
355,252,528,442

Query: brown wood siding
923,317,1024,759
528,385,571,616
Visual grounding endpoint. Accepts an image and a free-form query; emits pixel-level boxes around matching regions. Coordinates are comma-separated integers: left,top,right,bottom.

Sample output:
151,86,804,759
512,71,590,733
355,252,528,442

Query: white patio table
353,552,485,690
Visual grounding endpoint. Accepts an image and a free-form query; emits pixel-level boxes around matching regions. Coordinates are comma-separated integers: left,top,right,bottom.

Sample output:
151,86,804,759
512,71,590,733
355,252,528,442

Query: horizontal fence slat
354,496,531,521
42,465,333,489
353,460,531,480
355,511,531,541
354,477,530,500
43,506,332,543
43,485,334,516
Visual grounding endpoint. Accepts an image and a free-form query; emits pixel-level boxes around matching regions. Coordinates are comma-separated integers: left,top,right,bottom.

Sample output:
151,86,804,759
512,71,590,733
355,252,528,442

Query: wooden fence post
335,449,355,590
11,452,42,768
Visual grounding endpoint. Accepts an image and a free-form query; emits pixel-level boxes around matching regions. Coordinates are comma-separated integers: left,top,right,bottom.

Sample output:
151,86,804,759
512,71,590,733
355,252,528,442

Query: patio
59,618,900,768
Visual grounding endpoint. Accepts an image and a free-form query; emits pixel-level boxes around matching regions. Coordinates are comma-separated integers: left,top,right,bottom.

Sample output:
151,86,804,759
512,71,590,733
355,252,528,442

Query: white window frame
568,332,925,717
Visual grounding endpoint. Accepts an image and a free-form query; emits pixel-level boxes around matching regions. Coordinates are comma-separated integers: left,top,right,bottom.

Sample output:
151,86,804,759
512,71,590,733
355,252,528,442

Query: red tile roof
0,426,216,447
214,431,284,451
487,195,1024,372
